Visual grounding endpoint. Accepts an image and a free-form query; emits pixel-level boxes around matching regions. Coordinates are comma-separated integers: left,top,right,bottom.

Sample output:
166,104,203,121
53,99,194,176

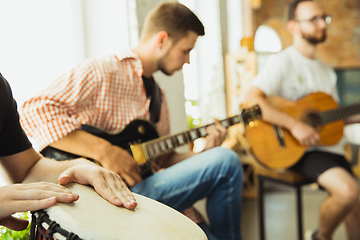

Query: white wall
0,0,134,107
0,1,81,106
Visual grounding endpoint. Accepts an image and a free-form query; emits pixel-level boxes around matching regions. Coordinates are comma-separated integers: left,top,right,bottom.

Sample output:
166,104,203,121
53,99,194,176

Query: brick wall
252,0,360,69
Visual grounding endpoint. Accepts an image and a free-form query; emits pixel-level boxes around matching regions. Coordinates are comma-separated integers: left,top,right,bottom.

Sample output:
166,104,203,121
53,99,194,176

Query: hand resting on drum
57,158,137,210
0,182,79,231
0,151,137,232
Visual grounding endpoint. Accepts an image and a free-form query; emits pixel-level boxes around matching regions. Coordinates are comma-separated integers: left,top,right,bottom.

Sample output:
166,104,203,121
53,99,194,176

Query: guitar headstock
240,104,262,127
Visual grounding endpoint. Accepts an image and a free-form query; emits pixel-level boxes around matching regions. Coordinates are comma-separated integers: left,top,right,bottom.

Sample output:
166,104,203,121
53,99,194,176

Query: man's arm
0,147,137,231
242,86,320,146
49,129,142,187
0,147,137,208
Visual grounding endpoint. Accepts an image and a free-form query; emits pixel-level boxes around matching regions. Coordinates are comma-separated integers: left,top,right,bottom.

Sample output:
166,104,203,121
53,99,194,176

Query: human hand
0,182,78,231
290,120,320,146
58,158,138,210
203,119,227,151
98,145,142,187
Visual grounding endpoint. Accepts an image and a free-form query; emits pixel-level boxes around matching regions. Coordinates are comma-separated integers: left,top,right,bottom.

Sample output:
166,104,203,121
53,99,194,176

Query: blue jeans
131,147,243,240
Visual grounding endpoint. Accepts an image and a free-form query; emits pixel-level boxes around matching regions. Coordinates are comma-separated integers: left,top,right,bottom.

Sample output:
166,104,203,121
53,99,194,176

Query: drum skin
45,183,207,240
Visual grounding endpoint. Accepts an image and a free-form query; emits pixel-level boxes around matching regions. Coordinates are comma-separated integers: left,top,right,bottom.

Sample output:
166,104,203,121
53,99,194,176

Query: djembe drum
30,183,207,240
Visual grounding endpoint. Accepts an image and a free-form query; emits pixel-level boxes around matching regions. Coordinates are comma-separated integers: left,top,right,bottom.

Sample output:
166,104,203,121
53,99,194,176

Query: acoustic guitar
41,104,262,178
245,91,360,170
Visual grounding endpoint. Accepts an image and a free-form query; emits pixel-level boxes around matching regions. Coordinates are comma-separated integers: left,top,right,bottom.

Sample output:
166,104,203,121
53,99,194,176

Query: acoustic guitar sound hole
305,113,322,128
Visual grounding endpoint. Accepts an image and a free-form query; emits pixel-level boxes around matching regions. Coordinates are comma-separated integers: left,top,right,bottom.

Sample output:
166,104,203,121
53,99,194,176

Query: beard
302,30,327,45
158,61,171,76
157,52,172,76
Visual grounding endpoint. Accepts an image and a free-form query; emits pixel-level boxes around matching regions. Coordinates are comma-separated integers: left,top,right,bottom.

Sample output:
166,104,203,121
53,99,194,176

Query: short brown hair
140,2,205,44
286,0,313,22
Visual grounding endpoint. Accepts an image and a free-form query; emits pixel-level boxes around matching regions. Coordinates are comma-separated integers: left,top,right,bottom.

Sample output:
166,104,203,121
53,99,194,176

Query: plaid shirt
19,49,204,224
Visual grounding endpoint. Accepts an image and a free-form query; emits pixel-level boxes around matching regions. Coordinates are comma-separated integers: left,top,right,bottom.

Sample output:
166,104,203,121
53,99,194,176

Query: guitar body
41,119,160,178
245,92,344,169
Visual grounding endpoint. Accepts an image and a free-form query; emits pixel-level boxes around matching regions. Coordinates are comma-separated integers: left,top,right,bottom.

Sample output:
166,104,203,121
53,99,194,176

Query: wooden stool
256,167,314,240
222,126,315,240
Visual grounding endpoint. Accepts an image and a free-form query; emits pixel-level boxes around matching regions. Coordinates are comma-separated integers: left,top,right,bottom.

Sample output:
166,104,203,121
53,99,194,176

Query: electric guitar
41,105,262,178
245,91,360,170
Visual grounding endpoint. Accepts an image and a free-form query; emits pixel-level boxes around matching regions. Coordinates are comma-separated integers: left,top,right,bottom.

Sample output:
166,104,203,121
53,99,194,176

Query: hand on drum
0,182,78,231
57,158,137,210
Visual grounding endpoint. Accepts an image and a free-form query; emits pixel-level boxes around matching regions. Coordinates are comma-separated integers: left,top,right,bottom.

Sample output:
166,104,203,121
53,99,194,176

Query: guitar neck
142,115,244,160
320,102,360,125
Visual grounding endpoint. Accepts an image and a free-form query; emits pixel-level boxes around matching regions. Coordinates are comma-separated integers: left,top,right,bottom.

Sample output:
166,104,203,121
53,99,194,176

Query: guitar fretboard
319,102,360,125
143,115,245,160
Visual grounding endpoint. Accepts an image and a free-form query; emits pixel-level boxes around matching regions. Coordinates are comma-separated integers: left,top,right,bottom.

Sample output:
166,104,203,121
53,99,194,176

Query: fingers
92,160,141,187
0,182,82,229
58,173,72,185
9,182,79,203
301,134,320,146
292,121,320,146
91,170,137,210
205,119,227,147
59,164,137,210
10,196,57,214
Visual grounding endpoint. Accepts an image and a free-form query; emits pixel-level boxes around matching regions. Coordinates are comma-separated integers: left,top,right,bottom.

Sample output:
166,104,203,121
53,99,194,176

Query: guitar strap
142,76,162,124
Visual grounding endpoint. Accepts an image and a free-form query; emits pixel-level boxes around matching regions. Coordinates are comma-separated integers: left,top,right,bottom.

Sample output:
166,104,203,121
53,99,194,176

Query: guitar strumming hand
290,120,320,147
100,143,142,187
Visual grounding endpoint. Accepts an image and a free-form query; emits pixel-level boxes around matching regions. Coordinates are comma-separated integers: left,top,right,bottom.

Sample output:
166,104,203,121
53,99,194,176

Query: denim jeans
131,147,243,240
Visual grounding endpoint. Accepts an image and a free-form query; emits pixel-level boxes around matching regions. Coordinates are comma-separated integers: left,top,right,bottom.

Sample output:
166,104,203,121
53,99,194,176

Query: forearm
242,87,298,130
0,148,84,184
255,97,298,130
22,157,76,184
49,129,112,164
49,129,141,185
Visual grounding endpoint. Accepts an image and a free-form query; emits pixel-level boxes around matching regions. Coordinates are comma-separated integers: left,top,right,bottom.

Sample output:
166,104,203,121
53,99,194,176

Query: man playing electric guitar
242,1,360,240
19,3,244,240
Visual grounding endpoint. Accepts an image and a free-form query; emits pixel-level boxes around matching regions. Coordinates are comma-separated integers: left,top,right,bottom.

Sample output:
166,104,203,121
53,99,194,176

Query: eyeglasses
295,15,332,25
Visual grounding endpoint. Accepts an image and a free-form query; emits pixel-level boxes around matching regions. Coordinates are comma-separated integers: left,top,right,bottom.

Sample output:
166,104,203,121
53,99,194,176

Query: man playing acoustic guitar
19,2,244,240
242,1,360,240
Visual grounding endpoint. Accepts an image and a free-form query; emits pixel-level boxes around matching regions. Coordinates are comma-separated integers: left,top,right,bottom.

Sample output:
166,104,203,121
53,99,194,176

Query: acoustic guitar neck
319,102,360,125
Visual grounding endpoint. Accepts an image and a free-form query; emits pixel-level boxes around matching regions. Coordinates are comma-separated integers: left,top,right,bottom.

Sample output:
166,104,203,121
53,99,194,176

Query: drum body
30,183,207,240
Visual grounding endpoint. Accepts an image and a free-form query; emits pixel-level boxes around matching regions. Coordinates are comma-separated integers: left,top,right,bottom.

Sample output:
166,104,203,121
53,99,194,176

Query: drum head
46,183,207,240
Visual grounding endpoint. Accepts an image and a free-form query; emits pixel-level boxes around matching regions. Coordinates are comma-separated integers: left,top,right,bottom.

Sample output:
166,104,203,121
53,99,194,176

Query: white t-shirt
251,46,345,155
